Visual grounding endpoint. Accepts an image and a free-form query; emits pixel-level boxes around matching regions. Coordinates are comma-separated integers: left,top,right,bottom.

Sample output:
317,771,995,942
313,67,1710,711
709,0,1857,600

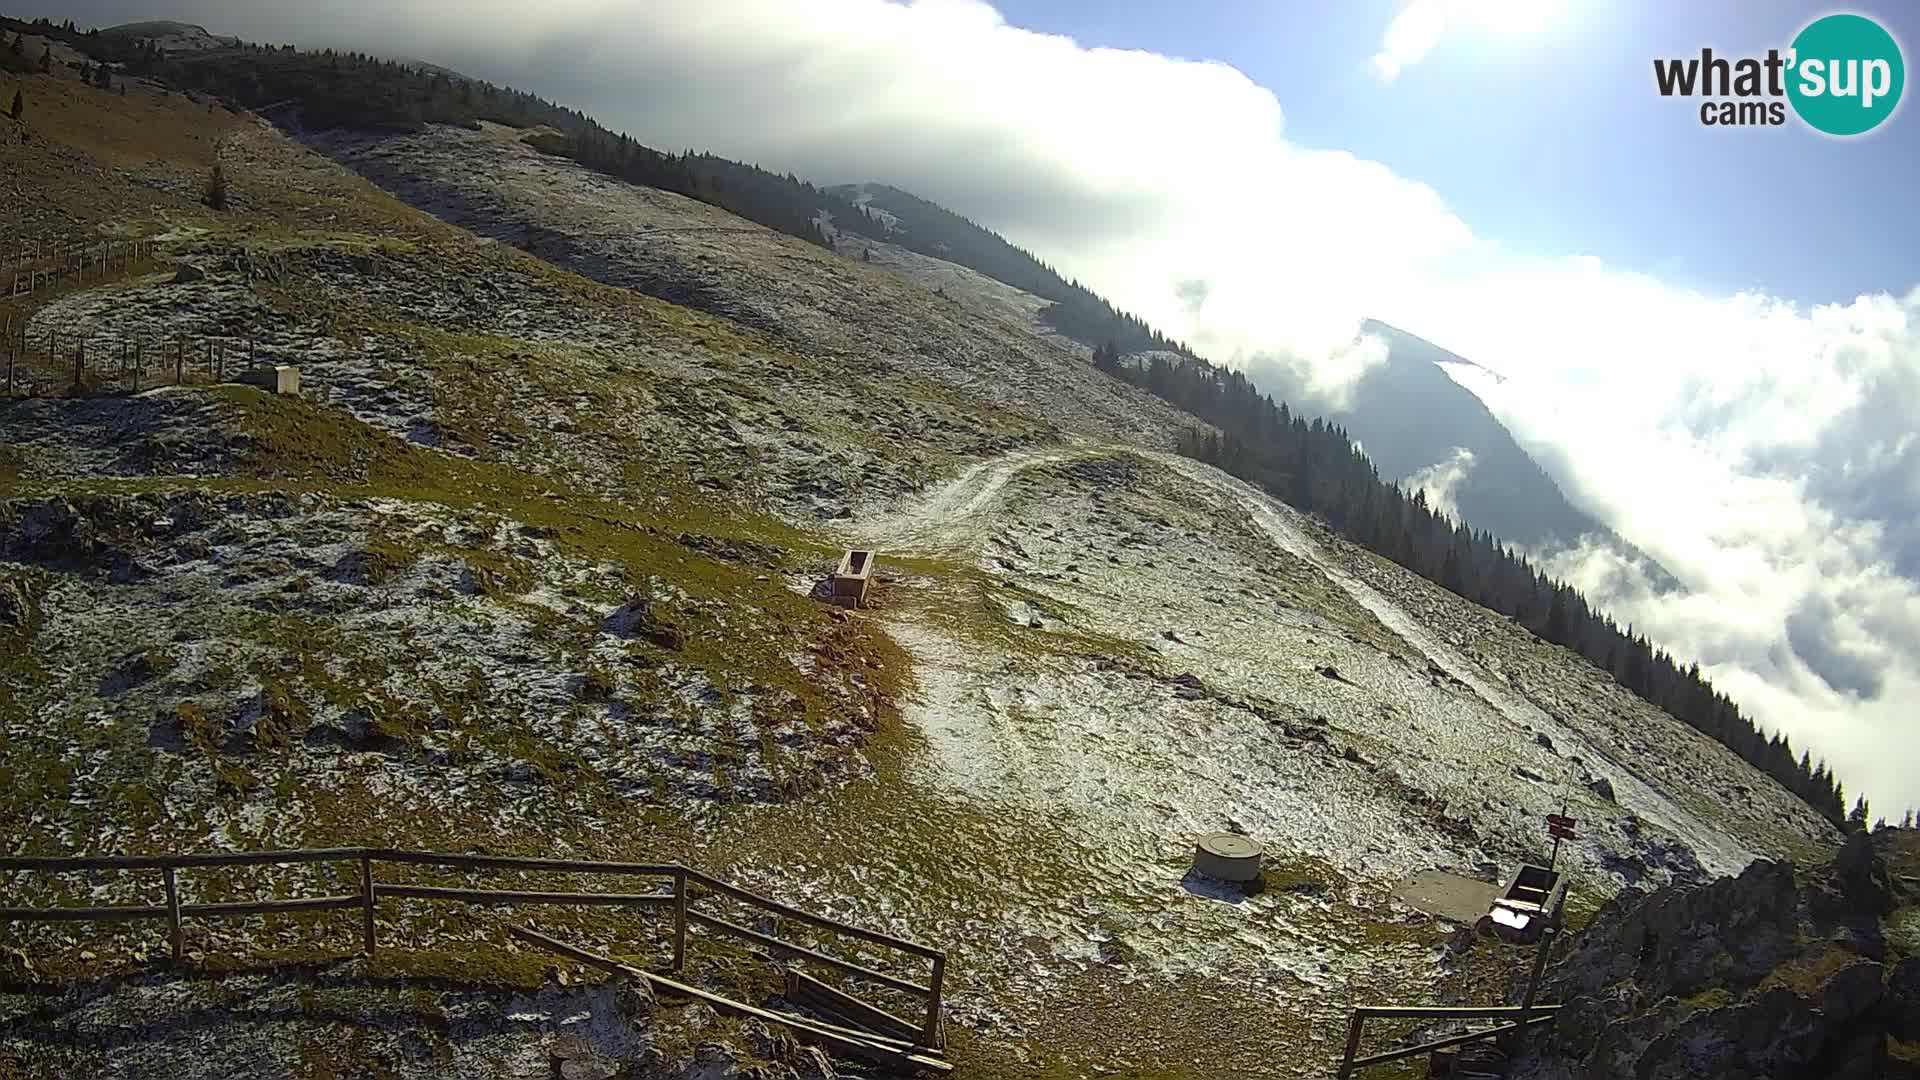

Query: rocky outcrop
1512,828,1920,1079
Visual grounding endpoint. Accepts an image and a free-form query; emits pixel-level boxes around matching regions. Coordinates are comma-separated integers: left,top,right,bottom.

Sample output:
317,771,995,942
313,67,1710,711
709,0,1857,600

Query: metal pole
163,867,184,964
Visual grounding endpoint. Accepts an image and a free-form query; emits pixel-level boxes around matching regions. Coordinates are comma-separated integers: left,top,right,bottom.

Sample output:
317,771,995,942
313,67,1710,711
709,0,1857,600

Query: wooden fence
1,316,273,399
0,847,947,1051
1335,1003,1561,1077
4,237,159,300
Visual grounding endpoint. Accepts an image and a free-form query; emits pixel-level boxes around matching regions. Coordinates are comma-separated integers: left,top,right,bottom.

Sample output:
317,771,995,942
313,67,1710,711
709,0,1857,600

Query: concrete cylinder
1192,832,1264,882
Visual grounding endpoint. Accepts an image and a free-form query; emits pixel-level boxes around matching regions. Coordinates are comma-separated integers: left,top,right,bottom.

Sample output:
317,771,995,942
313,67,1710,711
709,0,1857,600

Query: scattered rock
171,261,205,283
604,596,686,650
1587,775,1616,802
0,579,27,627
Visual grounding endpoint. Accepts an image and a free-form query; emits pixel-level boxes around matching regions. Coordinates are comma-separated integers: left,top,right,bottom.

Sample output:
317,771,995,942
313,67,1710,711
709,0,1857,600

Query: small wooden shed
830,549,876,609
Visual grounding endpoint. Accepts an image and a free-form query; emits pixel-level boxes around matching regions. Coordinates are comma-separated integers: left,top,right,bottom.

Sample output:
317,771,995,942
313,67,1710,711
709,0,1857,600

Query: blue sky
993,0,1918,305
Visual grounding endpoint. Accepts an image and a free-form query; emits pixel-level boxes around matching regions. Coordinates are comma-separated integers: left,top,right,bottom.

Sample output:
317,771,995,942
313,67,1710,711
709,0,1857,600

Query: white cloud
49,0,1920,815
1405,447,1477,522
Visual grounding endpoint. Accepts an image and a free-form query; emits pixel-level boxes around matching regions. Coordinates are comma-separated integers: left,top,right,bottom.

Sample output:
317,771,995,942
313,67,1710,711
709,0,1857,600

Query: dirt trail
846,446,1071,556
1158,453,1756,876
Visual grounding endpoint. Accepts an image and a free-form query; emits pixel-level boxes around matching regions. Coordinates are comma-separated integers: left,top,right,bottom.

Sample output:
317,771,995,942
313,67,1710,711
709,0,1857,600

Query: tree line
822,186,1192,354
1108,351,1855,830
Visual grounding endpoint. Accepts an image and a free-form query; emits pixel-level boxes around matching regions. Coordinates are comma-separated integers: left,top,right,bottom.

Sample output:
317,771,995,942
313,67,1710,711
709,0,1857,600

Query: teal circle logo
1787,13,1904,136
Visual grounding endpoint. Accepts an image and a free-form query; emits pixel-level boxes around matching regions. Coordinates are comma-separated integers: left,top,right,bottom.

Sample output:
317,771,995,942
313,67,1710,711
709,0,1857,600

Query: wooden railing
1334,1003,1561,1077
0,847,946,1049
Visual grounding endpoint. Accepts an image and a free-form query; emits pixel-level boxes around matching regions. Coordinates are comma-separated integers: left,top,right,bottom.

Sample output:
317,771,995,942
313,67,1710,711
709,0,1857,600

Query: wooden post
1337,1012,1364,1080
73,339,84,395
163,866,184,964
920,952,946,1049
672,867,688,971
175,337,184,385
359,854,376,955
1507,924,1558,1053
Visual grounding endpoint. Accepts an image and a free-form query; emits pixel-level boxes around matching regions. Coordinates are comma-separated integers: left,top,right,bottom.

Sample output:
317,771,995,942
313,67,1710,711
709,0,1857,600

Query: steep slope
0,59,1840,1080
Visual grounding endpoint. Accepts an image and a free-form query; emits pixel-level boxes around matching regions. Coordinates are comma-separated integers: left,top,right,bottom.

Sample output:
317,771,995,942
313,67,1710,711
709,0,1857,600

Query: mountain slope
0,27,1842,1080
1325,320,1673,578
831,186,1667,568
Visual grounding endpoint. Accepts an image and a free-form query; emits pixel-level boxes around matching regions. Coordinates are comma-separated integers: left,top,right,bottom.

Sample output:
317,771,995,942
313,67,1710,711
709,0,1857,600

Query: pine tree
8,87,21,121
1848,795,1869,832
6,34,21,58
37,44,50,73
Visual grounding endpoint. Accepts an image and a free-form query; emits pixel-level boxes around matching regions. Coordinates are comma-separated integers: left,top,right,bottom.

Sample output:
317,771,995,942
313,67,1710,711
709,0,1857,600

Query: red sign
1547,814,1578,829
1548,823,1579,840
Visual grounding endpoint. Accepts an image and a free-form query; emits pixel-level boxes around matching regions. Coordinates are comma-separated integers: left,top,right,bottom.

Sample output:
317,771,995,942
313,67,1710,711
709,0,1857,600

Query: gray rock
1820,959,1884,1024
1890,956,1920,1041
172,261,205,283
0,578,27,627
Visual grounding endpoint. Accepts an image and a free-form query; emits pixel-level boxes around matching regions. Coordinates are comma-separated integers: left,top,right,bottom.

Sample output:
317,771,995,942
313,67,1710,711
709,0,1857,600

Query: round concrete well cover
1198,833,1263,859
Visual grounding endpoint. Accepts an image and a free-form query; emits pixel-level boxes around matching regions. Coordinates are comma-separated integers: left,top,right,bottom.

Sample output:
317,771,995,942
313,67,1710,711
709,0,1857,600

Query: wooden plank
689,910,930,997
1353,1004,1560,1019
0,904,169,923
922,952,945,1049
371,850,678,877
1337,1013,1364,1080
1348,1013,1556,1069
162,867,183,963
671,868,688,972
179,895,362,918
360,854,377,956
0,848,366,871
508,925,952,1073
785,968,924,1046
376,883,673,907
683,868,942,960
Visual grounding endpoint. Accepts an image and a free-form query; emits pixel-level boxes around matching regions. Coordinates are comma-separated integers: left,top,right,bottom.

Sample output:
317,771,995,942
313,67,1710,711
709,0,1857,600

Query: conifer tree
9,87,21,121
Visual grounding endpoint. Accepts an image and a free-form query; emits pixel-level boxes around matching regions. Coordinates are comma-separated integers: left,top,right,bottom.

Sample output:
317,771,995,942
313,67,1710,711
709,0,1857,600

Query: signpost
1546,812,1578,871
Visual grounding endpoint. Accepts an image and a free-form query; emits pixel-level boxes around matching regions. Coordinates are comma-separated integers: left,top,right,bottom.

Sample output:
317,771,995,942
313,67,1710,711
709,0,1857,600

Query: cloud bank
49,0,1920,816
